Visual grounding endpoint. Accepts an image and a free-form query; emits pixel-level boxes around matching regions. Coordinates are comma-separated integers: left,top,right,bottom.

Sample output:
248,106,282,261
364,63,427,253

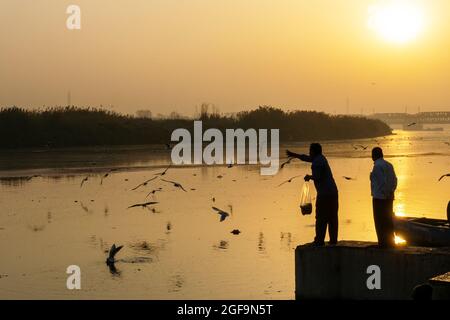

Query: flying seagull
343,176,355,181
26,175,41,181
438,174,450,182
212,206,230,222
154,164,172,176
407,122,417,127
277,175,302,187
355,145,368,150
80,176,89,188
230,229,241,235
145,187,163,198
280,157,294,169
131,176,158,191
106,244,123,266
100,173,109,185
161,179,187,192
127,201,159,209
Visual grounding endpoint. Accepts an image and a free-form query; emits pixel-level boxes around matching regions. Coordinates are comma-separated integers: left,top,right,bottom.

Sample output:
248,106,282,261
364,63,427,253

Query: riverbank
0,106,391,149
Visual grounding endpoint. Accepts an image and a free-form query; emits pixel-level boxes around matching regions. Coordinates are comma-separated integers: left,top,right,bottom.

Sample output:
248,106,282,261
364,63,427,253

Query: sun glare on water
395,234,407,245
368,1,426,44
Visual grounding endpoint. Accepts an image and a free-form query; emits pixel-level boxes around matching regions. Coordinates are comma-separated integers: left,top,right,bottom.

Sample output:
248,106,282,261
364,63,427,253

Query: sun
368,1,426,44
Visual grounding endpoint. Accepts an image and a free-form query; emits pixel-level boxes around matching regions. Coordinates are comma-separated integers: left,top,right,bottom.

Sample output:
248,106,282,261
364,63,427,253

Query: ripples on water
0,128,449,299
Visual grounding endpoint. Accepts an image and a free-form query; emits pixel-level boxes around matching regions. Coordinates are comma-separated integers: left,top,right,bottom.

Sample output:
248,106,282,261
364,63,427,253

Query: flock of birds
75,161,242,271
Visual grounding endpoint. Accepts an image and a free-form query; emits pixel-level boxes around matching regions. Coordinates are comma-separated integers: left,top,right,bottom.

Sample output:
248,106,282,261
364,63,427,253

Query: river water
0,126,449,299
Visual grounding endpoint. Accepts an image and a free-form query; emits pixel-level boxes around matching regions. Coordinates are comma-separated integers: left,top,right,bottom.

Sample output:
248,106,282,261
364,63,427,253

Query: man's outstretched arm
286,150,312,162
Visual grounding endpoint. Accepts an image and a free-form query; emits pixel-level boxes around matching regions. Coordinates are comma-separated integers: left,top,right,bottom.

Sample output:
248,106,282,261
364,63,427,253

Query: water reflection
258,232,266,255
213,240,229,251
168,274,185,293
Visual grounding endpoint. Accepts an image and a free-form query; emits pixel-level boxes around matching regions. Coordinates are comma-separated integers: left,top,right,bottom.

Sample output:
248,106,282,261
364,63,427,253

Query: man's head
309,143,322,158
372,147,383,162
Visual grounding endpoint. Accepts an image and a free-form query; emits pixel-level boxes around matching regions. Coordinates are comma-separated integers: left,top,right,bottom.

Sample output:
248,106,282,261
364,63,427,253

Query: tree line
0,106,391,149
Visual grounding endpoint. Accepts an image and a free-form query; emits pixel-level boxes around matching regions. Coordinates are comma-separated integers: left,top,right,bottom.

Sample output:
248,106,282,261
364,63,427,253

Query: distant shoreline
0,106,392,149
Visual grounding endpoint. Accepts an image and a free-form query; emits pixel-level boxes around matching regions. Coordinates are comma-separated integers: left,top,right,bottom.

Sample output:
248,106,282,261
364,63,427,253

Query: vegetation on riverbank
0,106,391,149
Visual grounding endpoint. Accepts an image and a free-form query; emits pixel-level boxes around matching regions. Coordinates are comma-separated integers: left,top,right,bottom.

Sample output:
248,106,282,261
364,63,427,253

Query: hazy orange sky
0,0,449,116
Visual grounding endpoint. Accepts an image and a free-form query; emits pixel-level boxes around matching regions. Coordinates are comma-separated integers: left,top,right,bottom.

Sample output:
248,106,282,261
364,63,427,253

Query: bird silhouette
80,176,89,188
277,175,302,187
161,179,187,192
212,206,230,222
100,173,109,185
355,145,368,150
154,164,172,176
26,175,41,181
230,229,241,235
407,122,417,127
79,201,90,213
145,187,163,198
106,244,123,266
280,157,294,169
127,201,159,209
131,176,158,191
343,176,355,180
438,173,450,182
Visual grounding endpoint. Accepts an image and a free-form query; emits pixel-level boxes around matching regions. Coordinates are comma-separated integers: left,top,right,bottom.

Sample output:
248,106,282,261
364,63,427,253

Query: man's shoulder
313,154,327,164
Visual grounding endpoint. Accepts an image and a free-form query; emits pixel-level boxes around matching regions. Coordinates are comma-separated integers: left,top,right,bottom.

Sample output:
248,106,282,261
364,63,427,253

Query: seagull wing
220,213,229,222
128,203,143,209
80,177,88,188
146,176,158,183
108,244,123,260
280,157,293,169
143,201,158,206
131,183,144,191
277,180,290,187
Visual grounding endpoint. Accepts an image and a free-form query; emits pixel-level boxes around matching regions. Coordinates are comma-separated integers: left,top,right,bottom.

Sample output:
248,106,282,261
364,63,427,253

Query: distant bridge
369,111,450,125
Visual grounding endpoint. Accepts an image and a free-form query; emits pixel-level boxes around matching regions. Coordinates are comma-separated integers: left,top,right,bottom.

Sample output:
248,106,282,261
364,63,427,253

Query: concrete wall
295,241,450,300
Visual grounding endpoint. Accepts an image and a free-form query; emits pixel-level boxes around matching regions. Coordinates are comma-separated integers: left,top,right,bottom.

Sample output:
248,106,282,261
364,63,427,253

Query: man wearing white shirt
370,147,397,248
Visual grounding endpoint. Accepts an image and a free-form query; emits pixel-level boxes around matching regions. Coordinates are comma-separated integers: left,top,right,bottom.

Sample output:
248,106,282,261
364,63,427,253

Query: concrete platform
295,241,450,300
430,272,450,299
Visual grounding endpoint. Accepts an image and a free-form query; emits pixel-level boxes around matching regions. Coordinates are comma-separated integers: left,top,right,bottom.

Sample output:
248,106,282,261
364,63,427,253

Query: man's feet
311,241,325,247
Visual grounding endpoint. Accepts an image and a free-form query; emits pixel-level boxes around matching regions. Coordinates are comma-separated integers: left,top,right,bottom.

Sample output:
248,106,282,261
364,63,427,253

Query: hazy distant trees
136,109,152,119
0,106,391,149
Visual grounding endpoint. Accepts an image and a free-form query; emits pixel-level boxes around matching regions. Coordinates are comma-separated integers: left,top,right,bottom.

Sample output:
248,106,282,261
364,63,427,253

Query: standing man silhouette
370,147,397,248
287,143,339,246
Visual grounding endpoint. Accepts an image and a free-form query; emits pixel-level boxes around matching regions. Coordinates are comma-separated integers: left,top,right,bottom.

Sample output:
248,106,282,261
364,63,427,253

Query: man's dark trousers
315,194,339,245
372,198,395,247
